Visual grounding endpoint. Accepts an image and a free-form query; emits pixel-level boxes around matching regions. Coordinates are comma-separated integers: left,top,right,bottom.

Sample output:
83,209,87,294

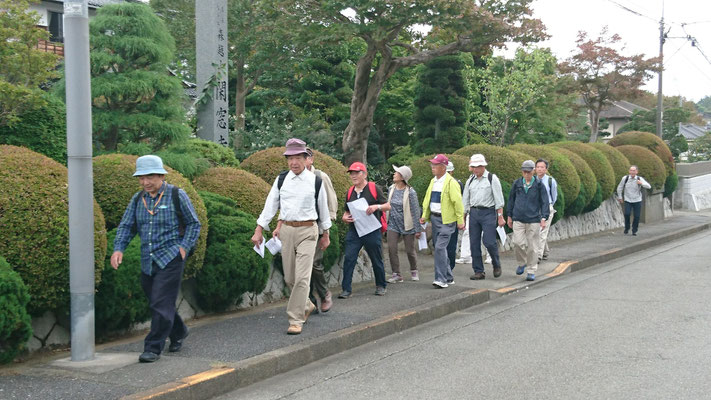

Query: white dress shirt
257,168,332,231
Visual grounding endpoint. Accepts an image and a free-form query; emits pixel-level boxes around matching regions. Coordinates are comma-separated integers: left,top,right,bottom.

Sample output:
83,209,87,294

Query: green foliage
95,230,149,339
412,55,470,154
183,138,239,167
453,144,531,185
0,93,67,164
552,142,615,201
588,142,630,185
155,150,211,181
551,185,565,225
664,173,678,199
195,192,270,312
584,182,604,213
616,108,691,160
609,130,674,177
614,145,666,190
194,167,271,219
698,96,711,115
59,3,190,151
321,222,341,272
92,154,208,278
387,145,419,167
0,0,59,127
549,147,596,216
375,67,417,161
686,134,711,162
508,143,578,215
0,145,107,316
0,255,32,364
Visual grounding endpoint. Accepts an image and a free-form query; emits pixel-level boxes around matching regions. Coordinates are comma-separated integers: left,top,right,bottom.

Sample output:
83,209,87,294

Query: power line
605,0,658,23
663,42,687,65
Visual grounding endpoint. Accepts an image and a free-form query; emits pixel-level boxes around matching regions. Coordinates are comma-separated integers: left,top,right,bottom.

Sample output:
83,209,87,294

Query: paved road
216,230,711,400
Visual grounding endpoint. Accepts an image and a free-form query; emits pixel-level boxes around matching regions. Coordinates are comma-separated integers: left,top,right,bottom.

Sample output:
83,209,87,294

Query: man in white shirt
616,165,651,236
251,138,331,335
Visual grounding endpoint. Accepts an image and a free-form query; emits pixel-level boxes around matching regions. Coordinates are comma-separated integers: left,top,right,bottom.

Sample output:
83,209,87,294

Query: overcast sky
519,0,711,103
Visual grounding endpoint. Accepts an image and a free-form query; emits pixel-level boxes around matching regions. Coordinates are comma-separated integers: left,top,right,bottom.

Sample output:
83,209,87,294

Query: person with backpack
420,154,465,288
386,165,423,283
461,154,505,280
535,159,558,261
340,162,391,298
616,165,651,236
251,138,332,335
111,155,201,363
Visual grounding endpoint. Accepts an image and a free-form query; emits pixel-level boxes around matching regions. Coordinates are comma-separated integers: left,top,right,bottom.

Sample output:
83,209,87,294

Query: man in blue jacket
506,160,549,281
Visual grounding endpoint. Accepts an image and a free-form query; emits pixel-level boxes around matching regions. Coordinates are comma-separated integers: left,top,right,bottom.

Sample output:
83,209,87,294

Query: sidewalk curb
122,222,711,400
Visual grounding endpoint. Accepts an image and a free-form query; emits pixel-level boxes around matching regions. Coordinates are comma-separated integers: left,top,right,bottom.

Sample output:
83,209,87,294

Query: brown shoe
320,291,332,313
287,325,302,335
304,301,316,323
470,272,485,280
493,266,502,278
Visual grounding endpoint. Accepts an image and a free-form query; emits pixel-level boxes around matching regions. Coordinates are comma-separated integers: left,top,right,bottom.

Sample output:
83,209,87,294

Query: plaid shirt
114,182,201,275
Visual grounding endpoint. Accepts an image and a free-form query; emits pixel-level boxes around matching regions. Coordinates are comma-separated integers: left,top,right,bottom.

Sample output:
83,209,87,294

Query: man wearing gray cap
252,138,331,335
112,155,202,363
506,160,550,281
461,154,505,280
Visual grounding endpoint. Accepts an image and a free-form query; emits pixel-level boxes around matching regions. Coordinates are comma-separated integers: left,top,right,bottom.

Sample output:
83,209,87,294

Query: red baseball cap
429,154,449,165
347,162,367,172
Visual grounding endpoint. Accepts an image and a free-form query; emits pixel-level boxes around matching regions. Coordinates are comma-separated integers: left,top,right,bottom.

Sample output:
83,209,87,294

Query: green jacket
421,174,465,225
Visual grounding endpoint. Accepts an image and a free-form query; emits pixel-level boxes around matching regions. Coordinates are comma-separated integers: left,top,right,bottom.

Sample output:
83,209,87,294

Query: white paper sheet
253,237,265,258
347,197,381,237
417,222,428,250
496,226,507,247
265,237,282,255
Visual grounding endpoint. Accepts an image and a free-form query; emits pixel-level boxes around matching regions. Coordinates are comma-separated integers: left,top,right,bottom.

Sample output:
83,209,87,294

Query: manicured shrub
453,143,531,186
549,147,596,216
95,230,149,339
193,167,271,219
614,145,666,190
0,93,67,164
155,150,212,181
552,142,616,202
93,153,208,278
664,173,678,198
195,192,270,312
509,143,578,215
408,154,473,207
0,145,107,316
182,138,239,167
0,256,32,364
609,131,674,175
321,222,341,273
588,143,630,185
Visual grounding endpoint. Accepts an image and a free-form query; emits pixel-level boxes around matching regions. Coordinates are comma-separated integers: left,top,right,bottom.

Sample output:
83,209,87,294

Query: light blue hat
133,155,168,176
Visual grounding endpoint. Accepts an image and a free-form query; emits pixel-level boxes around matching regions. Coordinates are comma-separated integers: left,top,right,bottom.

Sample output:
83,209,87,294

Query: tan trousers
280,223,318,326
538,204,556,259
386,230,417,274
512,221,541,274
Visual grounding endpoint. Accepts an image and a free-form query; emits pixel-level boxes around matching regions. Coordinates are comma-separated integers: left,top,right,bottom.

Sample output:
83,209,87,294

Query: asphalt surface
0,211,709,400
217,228,711,400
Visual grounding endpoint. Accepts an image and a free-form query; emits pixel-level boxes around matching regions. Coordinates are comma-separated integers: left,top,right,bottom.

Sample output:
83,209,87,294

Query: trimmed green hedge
95,230,149,339
552,142,615,202
453,144,531,186
93,153,208,278
182,138,239,167
195,192,270,312
549,147,596,216
0,145,107,316
614,145,666,190
609,131,674,175
0,256,32,364
194,167,272,219
588,143,630,185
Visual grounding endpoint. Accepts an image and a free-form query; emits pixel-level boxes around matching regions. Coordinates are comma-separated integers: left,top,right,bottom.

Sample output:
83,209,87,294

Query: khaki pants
386,230,417,274
280,223,318,326
512,221,540,274
538,204,556,259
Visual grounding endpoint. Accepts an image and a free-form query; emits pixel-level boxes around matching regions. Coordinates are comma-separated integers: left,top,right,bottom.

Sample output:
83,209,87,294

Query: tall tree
0,0,58,127
60,3,190,151
278,0,545,164
559,27,657,143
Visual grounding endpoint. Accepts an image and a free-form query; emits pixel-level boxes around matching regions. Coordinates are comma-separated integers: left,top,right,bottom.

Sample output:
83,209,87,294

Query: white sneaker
410,271,419,281
387,273,403,283
455,257,472,264
484,255,492,264
432,280,449,288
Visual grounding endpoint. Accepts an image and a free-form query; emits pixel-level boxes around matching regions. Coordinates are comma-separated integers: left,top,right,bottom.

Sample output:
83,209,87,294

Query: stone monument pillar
196,0,229,146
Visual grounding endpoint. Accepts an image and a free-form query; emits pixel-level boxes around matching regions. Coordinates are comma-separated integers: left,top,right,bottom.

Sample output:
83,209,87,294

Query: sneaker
632,232,637,236
320,291,332,313
446,279,455,285
410,270,420,281
516,265,526,275
541,254,548,261
526,273,535,281
374,286,387,296
455,257,472,264
432,280,449,288
337,291,352,299
484,255,492,264
387,273,403,283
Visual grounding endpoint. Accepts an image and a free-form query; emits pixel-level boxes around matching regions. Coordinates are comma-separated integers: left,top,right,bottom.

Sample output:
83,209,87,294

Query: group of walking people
110,137,653,361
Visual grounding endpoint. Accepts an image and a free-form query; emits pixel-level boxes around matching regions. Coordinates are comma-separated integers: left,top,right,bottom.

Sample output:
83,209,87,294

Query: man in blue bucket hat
111,155,201,363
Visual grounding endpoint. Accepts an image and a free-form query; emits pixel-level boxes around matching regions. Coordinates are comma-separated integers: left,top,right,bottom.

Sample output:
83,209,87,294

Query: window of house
48,11,63,43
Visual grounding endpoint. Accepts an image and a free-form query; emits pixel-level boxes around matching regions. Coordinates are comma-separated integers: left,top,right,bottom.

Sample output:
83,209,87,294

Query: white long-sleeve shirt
616,175,651,203
256,168,332,231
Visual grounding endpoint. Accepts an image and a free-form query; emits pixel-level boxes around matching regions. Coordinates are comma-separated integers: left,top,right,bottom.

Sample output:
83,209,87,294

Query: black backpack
466,172,494,188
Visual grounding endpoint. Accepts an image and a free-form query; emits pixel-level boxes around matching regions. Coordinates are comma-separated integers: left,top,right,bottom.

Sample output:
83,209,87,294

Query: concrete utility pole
64,0,95,362
196,0,229,146
656,13,665,138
